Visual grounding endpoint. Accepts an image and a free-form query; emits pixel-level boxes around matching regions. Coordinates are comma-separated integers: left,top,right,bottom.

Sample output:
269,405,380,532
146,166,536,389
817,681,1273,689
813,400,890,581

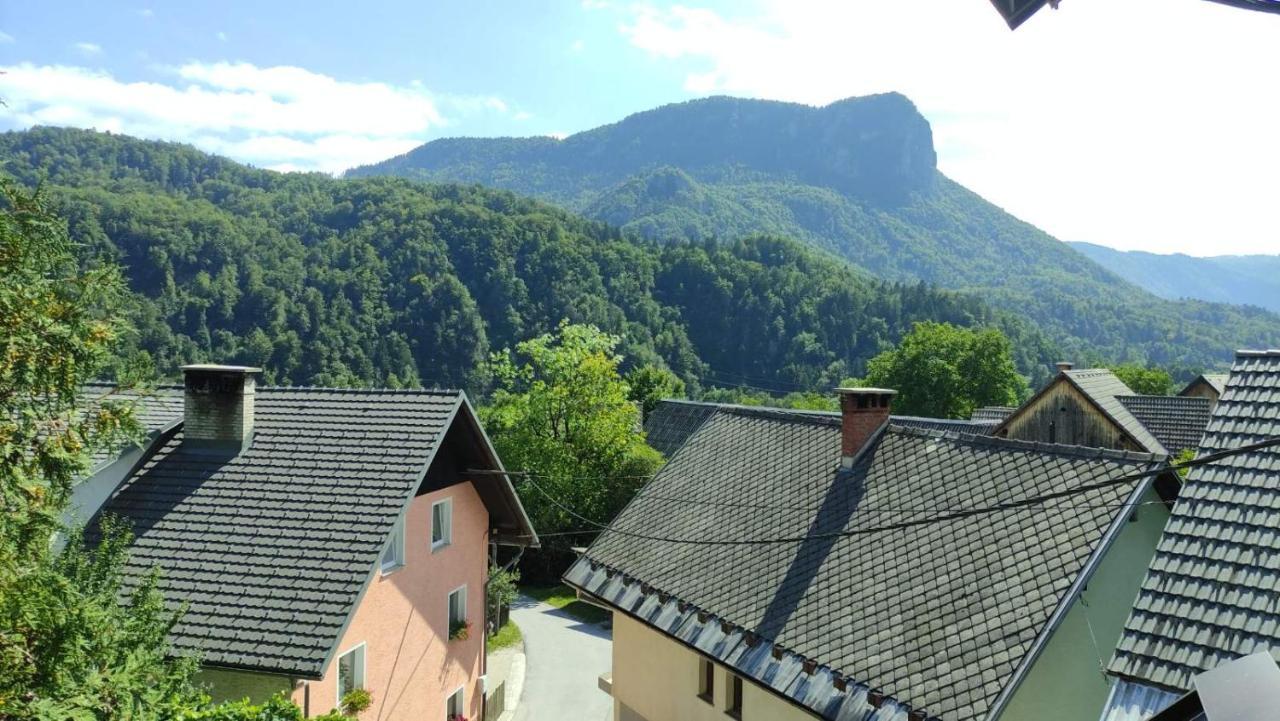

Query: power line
516,436,1280,547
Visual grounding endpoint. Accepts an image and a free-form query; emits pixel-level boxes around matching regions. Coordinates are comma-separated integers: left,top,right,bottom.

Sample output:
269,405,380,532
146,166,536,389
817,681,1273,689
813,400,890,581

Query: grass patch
524,584,611,624
488,620,523,651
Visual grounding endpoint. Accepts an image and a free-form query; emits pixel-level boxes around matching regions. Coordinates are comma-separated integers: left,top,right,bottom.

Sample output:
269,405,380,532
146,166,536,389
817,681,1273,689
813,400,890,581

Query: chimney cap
836,387,898,395
182,364,263,374
1055,361,1074,372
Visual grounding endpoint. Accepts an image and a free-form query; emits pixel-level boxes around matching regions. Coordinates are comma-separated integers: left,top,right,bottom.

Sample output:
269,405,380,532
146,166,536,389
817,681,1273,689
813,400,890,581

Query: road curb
495,642,526,721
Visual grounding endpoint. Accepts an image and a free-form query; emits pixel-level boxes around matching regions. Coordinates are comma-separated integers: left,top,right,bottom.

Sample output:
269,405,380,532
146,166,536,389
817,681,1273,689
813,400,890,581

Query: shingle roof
80,384,184,469
971,406,1015,423
642,399,996,459
91,387,532,678
568,404,1167,721
1062,369,1168,454
1181,374,1230,398
1117,395,1213,454
1109,350,1280,692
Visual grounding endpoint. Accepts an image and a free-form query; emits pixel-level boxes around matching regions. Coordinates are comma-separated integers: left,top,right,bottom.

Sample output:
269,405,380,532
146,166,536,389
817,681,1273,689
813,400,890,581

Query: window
448,585,468,639
445,686,465,720
381,515,405,573
432,498,453,550
336,643,366,700
726,674,743,719
697,658,714,703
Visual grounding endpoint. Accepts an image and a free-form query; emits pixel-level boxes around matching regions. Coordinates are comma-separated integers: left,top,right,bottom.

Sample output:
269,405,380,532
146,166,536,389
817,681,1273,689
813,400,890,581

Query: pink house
83,365,538,720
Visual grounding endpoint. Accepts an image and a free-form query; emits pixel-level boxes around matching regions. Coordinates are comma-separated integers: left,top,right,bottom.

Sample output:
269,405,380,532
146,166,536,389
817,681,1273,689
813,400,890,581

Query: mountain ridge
1069,241,1280,313
348,93,1280,369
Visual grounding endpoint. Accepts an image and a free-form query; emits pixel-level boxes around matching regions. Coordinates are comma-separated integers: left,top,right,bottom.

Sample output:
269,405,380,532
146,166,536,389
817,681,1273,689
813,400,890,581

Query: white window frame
335,642,366,702
431,498,453,551
381,514,406,574
445,684,465,720
448,584,468,630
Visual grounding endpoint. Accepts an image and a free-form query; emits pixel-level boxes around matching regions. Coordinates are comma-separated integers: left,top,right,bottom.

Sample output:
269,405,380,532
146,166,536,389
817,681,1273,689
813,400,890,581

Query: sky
1,0,1277,256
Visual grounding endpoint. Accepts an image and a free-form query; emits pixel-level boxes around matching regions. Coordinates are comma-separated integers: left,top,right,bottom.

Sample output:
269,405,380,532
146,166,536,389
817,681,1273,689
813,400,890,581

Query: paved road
510,595,613,721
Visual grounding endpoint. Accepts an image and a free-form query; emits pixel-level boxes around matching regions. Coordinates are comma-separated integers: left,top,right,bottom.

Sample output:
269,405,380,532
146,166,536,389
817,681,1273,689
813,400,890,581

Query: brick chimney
1055,361,1074,373
181,364,261,453
837,387,896,467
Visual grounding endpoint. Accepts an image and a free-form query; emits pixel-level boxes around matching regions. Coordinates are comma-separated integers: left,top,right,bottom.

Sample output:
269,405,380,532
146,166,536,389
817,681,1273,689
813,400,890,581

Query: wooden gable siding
1179,378,1221,403
999,379,1141,451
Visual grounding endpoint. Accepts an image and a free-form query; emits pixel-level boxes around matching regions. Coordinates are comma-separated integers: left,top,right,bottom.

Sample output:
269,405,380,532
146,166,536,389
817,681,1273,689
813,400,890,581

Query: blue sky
2,0,1278,255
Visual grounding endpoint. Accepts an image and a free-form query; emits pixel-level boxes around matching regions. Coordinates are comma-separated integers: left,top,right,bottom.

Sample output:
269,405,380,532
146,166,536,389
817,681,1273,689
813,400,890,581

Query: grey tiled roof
80,384,184,469
569,405,1166,721
642,399,996,459
1109,350,1280,692
971,406,1015,423
91,387,527,678
1117,395,1212,454
1064,369,1168,454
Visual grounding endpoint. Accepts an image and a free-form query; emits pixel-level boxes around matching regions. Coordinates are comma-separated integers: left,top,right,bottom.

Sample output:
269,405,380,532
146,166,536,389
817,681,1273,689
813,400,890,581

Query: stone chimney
181,364,261,453
836,387,896,467
1055,361,1074,373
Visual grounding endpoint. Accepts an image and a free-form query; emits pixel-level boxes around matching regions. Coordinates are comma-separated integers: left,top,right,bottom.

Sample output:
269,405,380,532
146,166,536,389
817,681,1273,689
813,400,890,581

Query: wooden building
995,365,1164,453
1178,373,1229,404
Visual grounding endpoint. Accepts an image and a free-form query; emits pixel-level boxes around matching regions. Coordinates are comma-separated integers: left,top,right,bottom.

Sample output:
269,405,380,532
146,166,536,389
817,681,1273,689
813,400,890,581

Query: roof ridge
886,424,1168,464
258,386,464,395
714,404,841,425
1236,349,1280,357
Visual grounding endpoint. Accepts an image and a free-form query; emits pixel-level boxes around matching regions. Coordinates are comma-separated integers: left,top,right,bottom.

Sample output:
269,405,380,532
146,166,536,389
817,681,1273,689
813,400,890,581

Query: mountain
1069,242,1280,313
0,126,1055,392
349,93,1280,369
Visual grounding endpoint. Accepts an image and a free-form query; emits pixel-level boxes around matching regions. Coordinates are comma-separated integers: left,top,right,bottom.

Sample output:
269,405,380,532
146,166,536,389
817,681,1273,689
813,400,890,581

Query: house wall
610,613,815,721
998,486,1170,721
291,481,489,721
1001,380,1138,451
198,668,292,704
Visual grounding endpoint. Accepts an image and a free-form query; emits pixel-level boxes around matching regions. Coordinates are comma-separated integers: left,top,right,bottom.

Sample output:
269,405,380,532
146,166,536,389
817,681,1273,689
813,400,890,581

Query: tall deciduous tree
0,180,203,720
1108,364,1175,396
864,322,1029,419
482,322,663,580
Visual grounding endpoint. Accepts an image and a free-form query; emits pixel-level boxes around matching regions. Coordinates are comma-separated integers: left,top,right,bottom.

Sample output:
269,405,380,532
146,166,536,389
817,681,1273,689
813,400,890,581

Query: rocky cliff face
347,92,938,206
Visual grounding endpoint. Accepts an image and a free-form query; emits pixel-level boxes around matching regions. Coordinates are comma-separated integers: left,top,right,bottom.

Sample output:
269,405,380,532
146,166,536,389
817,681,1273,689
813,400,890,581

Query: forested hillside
0,127,1055,392
1070,242,1280,313
350,93,1280,368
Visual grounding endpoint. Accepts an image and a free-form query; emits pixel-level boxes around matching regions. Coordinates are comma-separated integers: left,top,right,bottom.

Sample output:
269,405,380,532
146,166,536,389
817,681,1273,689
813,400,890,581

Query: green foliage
184,695,302,721
865,322,1029,419
0,127,1061,395
481,322,663,580
1109,364,1175,396
349,94,1279,372
626,365,686,419
698,387,838,411
1174,447,1197,481
339,689,372,717
486,620,522,651
522,585,611,625
486,564,520,626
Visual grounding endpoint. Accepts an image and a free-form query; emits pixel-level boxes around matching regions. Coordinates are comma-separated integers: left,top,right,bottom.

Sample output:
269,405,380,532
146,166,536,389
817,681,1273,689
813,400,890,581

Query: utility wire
512,436,1280,547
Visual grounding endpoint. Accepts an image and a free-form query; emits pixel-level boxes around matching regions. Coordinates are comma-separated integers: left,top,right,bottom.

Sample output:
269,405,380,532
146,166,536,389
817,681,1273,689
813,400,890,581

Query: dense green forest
351,93,1280,368
0,127,1056,392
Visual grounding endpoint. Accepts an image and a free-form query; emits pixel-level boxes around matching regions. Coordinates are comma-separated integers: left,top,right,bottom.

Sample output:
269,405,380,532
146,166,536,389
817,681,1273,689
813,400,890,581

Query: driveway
509,595,613,721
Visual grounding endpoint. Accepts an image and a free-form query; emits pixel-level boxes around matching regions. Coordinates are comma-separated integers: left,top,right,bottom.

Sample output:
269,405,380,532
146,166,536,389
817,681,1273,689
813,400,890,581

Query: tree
481,322,663,581
0,180,205,719
1109,364,1175,396
864,322,1029,419
625,364,686,420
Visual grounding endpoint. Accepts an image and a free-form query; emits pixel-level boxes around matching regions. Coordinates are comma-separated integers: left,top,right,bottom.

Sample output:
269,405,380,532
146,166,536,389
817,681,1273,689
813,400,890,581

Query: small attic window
432,498,453,551
381,515,405,573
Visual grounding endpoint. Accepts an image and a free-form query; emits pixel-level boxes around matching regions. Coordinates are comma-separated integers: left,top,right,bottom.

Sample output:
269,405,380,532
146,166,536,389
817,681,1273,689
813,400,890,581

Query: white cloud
618,1,1280,256
0,61,511,173
570,39,586,53
138,8,153,18
216,31,227,42
514,110,533,122
74,42,101,56
0,31,14,44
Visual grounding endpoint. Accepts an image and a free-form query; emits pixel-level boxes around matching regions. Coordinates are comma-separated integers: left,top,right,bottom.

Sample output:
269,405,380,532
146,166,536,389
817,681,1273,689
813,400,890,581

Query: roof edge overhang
200,657,322,682
455,392,540,548
564,558,937,721
982,462,1168,721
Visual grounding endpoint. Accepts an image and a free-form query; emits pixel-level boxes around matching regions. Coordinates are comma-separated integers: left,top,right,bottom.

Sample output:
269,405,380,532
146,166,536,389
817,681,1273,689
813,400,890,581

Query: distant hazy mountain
1069,242,1280,313
348,93,1280,370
